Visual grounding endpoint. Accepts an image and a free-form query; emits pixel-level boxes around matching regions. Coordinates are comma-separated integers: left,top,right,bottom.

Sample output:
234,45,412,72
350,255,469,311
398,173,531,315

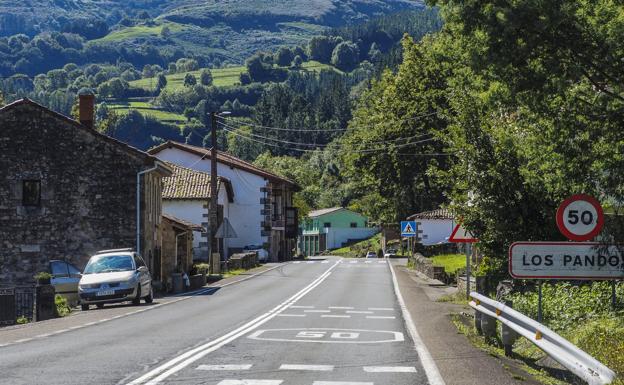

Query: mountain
0,0,424,64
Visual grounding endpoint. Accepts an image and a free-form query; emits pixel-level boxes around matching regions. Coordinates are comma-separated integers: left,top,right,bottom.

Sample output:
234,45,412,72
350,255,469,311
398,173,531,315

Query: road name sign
509,242,624,279
556,194,604,242
401,221,417,237
449,222,478,243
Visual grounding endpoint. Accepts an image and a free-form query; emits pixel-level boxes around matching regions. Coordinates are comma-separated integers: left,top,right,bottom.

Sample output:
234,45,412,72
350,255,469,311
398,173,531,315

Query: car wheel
96,303,104,309
81,304,89,311
144,286,153,304
132,285,141,305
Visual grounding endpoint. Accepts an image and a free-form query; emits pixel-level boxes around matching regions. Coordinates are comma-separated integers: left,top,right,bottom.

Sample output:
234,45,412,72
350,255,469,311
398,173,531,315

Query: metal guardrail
469,291,616,385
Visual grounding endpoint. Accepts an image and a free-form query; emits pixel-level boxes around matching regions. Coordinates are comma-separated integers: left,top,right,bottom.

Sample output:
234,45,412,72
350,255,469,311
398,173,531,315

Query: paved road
0,257,439,385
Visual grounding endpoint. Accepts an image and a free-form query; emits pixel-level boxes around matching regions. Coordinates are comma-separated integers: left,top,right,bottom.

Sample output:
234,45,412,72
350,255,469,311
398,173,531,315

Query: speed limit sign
556,194,604,241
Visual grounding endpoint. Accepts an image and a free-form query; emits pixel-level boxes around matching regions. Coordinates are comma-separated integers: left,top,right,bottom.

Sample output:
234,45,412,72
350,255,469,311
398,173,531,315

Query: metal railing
469,292,616,385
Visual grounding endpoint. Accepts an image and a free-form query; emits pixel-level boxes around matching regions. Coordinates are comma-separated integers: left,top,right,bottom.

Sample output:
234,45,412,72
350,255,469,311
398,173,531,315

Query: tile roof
162,214,205,232
162,162,233,201
308,207,345,217
148,141,299,190
407,208,454,220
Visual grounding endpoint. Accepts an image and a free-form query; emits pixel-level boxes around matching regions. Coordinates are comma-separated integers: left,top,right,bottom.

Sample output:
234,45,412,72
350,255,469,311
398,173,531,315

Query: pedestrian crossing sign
401,221,417,237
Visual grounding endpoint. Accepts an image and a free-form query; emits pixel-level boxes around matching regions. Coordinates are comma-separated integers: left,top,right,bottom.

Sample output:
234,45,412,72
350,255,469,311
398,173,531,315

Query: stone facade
160,214,200,285
0,99,171,284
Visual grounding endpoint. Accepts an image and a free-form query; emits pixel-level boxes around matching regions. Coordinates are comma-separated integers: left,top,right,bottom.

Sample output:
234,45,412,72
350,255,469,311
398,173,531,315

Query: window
323,222,331,228
22,180,41,206
50,261,69,277
350,222,358,228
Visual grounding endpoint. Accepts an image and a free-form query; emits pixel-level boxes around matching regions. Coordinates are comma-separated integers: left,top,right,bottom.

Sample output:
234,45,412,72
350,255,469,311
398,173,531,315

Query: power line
219,121,434,148
220,124,437,154
218,111,440,132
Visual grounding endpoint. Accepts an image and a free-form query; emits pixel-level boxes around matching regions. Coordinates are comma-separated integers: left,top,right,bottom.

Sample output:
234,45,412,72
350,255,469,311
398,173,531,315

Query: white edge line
363,366,417,373
389,261,445,385
279,364,334,371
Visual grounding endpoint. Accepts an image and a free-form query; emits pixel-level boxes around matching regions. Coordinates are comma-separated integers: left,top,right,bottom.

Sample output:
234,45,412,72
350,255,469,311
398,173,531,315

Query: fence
469,291,616,385
0,285,36,325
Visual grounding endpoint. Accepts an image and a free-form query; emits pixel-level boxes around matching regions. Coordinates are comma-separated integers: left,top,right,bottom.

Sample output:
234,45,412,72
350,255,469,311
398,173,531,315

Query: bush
16,316,29,324
569,317,624,381
34,271,52,284
54,295,71,317
194,263,210,275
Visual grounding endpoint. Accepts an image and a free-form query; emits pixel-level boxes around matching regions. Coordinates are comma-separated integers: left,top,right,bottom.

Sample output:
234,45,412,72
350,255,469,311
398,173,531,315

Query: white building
149,141,299,262
161,162,234,261
407,208,457,245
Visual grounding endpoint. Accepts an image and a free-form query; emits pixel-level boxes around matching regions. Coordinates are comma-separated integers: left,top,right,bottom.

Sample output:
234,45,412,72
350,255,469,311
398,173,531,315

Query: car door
50,261,80,305
134,255,150,294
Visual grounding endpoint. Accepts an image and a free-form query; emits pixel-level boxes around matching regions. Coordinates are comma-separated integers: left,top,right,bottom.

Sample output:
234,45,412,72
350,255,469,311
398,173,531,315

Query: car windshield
83,255,134,274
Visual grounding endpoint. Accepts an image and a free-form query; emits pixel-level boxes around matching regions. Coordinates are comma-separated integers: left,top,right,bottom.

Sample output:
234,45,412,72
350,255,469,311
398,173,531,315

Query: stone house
0,97,172,284
161,162,234,261
149,141,300,262
160,214,203,286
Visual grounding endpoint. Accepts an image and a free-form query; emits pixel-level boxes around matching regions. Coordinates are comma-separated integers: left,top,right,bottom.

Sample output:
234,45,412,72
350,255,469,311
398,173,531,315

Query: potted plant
34,271,52,285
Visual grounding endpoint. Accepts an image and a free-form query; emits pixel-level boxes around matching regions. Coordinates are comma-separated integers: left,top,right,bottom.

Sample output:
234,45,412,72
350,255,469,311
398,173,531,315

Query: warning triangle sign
449,222,478,243
403,223,415,234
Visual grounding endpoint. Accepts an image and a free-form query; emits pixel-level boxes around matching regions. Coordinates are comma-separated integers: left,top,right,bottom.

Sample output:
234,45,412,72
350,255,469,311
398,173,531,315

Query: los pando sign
509,194,624,280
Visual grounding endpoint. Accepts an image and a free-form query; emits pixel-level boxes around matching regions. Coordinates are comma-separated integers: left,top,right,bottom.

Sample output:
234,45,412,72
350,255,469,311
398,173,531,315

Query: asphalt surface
0,258,433,385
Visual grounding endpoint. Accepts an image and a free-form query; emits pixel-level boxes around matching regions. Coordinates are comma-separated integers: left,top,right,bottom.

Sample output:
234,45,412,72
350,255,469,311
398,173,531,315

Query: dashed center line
276,314,306,317
279,364,334,371
363,366,417,373
196,364,253,371
368,308,394,311
346,311,373,314
366,316,396,320
304,310,330,313
313,382,373,385
321,315,351,318
328,306,354,310
217,381,283,385
290,305,315,309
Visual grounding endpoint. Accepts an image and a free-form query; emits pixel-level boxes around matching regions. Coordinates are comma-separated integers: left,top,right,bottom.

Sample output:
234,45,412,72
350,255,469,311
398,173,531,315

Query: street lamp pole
208,111,230,274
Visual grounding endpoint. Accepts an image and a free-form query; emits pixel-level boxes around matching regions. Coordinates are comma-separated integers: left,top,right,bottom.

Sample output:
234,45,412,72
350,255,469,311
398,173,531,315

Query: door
134,255,151,296
50,261,81,305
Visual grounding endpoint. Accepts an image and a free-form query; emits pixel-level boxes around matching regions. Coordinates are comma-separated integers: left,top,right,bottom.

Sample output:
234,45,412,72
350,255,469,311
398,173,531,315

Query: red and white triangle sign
449,222,478,243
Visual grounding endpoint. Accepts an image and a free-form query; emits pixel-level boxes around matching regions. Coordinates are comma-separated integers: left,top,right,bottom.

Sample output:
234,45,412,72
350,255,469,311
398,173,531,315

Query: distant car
243,244,269,263
383,249,398,258
366,251,378,259
79,249,153,311
49,260,82,306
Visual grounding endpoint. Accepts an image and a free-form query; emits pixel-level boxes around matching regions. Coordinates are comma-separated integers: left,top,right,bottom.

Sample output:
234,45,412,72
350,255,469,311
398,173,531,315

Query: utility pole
209,111,219,274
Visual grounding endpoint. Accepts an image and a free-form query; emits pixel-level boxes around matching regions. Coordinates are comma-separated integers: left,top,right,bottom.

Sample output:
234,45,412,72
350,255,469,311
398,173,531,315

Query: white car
383,249,398,258
366,251,378,259
79,249,153,310
244,245,269,262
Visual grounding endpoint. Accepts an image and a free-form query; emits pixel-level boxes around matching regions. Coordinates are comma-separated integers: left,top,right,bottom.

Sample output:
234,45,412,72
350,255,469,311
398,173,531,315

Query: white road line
293,261,301,264
127,261,341,385
290,305,314,309
366,316,396,320
328,306,354,310
378,261,386,264
306,261,316,264
346,311,373,314
364,261,372,264
276,314,306,317
217,381,283,385
389,261,445,385
363,366,417,373
321,315,351,318
321,261,330,264
349,260,358,264
313,382,373,385
304,310,330,313
279,364,334,371
197,364,253,371
368,308,394,311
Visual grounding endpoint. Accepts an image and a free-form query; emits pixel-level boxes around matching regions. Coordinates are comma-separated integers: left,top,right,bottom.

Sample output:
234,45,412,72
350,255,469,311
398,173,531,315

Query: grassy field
108,100,187,125
130,60,338,92
93,22,186,43
432,254,466,274
331,233,381,258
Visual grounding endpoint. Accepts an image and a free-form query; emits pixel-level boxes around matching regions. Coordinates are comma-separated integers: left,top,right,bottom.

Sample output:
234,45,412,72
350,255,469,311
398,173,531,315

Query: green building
300,207,377,256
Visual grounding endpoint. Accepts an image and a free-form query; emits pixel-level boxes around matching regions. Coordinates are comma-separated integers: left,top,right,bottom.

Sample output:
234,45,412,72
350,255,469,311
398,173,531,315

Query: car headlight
79,283,98,290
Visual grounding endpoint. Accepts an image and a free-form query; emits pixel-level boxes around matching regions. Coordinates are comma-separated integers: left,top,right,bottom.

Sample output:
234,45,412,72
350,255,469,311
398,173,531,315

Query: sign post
449,221,479,298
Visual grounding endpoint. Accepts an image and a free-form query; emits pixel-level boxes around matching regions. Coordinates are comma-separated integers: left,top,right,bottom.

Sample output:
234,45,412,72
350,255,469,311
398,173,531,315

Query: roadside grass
450,314,568,385
432,253,465,274
54,295,71,317
222,268,247,279
437,291,469,305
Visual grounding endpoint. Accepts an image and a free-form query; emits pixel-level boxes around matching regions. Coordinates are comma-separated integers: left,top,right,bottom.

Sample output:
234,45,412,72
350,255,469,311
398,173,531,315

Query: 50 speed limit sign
556,194,604,241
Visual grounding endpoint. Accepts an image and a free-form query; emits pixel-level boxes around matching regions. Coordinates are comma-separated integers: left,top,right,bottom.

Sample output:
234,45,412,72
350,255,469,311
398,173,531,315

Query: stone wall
409,253,447,281
0,100,162,283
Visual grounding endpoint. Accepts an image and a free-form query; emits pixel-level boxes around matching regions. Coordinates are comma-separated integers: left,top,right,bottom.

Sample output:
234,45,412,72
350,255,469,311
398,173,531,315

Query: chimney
79,94,95,129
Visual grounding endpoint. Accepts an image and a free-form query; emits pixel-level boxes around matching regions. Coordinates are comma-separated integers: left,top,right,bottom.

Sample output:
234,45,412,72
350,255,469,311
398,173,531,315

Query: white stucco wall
325,227,378,250
418,219,457,245
155,148,267,252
